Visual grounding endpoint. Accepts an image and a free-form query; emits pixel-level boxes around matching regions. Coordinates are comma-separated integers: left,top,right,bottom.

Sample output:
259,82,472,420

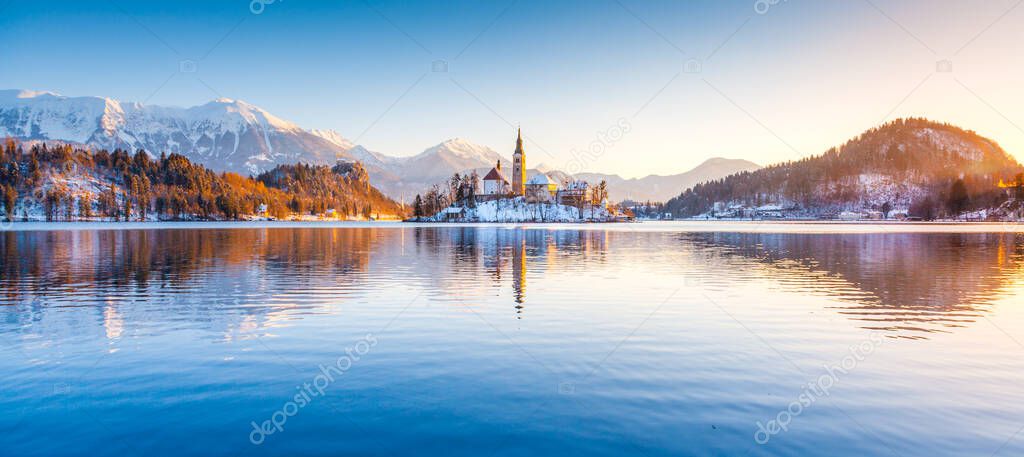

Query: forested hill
0,139,405,221
665,118,1024,219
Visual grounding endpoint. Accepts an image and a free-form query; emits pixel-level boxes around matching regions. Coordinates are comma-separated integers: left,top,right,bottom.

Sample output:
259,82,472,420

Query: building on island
525,173,558,203
557,180,592,207
439,206,466,221
423,130,615,222
407,128,628,222
512,128,526,196
482,132,606,209
481,160,510,199
480,129,528,201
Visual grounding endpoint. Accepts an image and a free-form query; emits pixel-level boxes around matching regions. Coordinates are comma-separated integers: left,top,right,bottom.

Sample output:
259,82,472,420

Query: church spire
514,127,524,155
512,127,525,196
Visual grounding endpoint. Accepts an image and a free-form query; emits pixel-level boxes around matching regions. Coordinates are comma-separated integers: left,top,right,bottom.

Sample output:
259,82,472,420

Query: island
408,130,627,223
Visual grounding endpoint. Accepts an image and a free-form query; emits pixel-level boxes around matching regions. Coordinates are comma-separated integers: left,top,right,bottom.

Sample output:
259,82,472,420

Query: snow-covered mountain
0,90,350,175
399,138,505,179
355,139,759,202
352,138,508,200
0,89,760,203
0,90,512,195
306,129,405,174
308,128,354,150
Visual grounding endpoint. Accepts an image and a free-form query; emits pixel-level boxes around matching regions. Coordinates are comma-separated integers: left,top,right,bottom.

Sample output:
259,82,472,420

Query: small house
440,206,465,221
557,180,592,207
525,173,558,203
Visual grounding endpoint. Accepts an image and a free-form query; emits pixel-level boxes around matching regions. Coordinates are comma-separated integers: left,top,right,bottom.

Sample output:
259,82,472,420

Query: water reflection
684,232,1024,338
0,228,614,339
1,229,390,349
2,228,1021,341
411,227,609,318
3,227,1024,456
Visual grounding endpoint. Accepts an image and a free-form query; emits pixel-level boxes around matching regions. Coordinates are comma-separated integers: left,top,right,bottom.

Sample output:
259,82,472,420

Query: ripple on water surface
1,226,1023,456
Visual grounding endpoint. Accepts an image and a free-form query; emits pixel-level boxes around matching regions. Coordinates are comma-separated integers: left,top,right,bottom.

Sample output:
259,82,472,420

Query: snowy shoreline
414,198,619,223
2,220,1022,236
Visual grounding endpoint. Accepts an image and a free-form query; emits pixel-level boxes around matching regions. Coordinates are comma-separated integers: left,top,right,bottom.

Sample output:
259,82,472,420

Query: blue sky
2,0,1023,177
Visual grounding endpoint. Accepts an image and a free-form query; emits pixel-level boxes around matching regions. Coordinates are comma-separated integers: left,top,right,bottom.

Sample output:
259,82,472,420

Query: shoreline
2,219,1021,234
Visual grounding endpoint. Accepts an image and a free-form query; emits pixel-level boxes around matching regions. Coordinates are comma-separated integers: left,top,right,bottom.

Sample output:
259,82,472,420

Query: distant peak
309,128,355,149
441,137,473,146
429,138,483,152
0,89,63,100
698,157,761,168
20,89,61,98
205,97,260,110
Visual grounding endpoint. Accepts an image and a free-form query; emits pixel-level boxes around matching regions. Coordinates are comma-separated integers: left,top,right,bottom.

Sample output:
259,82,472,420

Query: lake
2,222,1023,456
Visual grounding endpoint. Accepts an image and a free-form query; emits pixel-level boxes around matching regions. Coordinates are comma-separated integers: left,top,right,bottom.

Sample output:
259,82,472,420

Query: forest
664,118,1024,219
0,139,405,221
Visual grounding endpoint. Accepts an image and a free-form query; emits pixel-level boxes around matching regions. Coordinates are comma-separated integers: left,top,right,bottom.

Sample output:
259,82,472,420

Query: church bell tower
512,128,526,196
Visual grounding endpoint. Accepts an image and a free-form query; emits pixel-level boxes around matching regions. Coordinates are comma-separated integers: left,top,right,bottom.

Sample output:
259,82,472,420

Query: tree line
0,139,405,222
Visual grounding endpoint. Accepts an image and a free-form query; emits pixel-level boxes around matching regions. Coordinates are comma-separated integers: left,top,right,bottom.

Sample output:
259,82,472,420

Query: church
481,129,527,199
480,129,595,206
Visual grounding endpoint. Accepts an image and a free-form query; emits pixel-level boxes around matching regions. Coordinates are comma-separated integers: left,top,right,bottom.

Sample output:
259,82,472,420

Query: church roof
482,167,508,182
526,173,556,186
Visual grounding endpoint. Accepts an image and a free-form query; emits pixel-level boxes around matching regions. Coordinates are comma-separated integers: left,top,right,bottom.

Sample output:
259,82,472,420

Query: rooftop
527,173,557,186
482,167,509,182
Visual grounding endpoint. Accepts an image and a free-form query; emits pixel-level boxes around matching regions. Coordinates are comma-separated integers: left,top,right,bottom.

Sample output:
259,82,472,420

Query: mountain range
0,89,758,202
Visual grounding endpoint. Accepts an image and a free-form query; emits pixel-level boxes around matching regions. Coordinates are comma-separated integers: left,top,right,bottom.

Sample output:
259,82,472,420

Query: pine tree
947,179,970,218
413,194,423,218
2,184,16,222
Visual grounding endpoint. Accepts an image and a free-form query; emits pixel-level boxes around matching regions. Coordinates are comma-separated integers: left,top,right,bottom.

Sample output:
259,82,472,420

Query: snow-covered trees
412,172,482,219
0,139,406,221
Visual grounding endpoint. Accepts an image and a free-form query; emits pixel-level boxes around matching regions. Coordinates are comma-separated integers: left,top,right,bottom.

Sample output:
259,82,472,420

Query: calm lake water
2,222,1024,456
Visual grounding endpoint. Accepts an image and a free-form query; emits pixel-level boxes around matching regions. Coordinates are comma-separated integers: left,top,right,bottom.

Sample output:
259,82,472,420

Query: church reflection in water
411,227,609,319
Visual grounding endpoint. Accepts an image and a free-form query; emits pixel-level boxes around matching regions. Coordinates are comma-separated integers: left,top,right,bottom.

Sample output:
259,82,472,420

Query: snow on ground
426,197,611,222
817,173,924,212
707,173,928,220
4,168,123,221
915,127,984,162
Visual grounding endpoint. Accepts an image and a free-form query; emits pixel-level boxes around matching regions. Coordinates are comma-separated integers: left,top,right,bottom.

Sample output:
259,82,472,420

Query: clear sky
2,0,1022,178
